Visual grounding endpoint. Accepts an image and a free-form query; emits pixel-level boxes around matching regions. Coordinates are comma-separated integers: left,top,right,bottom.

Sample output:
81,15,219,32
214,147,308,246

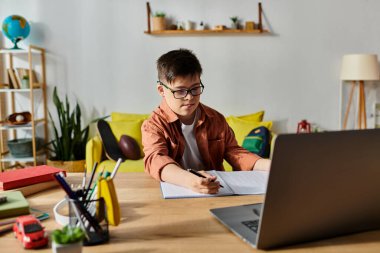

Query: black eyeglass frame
157,80,204,99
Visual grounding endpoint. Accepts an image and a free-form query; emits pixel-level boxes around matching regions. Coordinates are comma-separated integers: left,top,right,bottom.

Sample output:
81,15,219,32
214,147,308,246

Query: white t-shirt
180,109,205,171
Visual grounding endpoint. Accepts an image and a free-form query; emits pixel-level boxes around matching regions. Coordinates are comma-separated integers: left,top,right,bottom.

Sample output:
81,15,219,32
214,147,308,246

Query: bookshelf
0,45,48,171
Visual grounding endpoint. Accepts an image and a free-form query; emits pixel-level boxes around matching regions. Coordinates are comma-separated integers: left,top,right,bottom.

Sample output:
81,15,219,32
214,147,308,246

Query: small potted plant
152,11,166,31
230,16,239,29
21,75,30,89
51,225,85,253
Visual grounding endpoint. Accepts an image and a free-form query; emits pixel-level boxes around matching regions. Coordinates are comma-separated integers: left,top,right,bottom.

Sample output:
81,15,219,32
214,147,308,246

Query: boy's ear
157,83,165,97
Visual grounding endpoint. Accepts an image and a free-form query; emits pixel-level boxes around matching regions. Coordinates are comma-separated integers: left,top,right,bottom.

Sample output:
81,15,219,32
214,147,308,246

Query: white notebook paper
160,170,269,199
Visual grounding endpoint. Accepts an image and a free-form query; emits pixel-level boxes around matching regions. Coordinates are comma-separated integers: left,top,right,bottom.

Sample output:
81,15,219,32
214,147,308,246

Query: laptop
210,129,380,249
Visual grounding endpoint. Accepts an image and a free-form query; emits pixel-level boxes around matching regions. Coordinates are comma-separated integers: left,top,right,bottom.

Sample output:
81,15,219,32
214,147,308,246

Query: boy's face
157,74,202,124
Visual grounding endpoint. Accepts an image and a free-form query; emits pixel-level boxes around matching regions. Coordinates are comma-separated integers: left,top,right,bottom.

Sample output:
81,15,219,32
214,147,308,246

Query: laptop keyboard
242,219,260,233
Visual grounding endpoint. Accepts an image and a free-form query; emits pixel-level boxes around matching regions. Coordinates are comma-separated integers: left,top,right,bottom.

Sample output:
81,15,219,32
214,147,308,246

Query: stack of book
0,166,61,234
0,165,65,196
0,191,30,219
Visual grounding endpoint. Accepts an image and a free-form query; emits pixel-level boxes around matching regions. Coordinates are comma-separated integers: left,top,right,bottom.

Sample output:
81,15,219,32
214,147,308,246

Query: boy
142,49,271,194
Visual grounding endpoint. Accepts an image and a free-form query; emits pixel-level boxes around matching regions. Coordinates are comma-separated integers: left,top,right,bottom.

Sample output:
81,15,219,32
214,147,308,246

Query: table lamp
340,54,380,129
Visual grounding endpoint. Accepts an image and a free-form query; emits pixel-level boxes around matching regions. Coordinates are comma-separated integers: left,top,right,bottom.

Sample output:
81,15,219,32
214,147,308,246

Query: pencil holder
66,196,109,246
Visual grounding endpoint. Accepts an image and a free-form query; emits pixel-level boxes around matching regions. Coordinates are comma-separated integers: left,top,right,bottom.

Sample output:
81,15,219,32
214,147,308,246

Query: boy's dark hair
157,48,203,83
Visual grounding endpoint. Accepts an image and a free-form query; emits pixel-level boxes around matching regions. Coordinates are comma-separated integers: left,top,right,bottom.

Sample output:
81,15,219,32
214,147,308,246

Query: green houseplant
51,226,85,253
230,16,239,29
47,87,89,172
153,11,165,18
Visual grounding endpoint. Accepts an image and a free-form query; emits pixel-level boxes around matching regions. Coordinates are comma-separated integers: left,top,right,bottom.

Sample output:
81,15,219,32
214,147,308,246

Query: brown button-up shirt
142,100,261,181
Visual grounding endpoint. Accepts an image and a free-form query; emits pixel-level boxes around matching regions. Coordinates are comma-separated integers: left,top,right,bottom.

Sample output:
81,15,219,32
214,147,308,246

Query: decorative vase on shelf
152,12,166,31
21,77,30,89
230,16,239,30
185,20,194,31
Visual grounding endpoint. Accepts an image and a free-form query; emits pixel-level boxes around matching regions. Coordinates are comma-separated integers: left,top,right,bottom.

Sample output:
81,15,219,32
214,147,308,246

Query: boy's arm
253,158,271,171
142,119,221,193
142,120,178,181
161,164,220,194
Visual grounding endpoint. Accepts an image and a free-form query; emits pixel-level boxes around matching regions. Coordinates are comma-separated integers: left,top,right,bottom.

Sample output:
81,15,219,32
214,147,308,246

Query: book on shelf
0,191,30,219
0,165,66,190
160,170,269,199
7,68,19,89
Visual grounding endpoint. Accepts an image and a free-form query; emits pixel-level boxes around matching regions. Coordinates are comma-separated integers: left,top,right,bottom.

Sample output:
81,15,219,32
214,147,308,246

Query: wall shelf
144,29,269,36
0,119,45,130
145,2,268,36
0,87,42,93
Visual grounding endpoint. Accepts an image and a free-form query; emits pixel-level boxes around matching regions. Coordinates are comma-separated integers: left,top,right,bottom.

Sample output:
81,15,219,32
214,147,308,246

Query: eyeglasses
157,80,204,99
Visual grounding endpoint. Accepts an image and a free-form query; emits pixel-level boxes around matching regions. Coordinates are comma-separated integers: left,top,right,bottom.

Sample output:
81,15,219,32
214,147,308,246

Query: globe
2,15,30,49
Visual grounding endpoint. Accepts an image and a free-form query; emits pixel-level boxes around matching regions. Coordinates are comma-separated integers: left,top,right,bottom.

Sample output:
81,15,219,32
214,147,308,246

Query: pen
187,169,224,188
110,158,122,179
81,168,87,190
83,162,98,200
84,167,105,207
54,172,77,199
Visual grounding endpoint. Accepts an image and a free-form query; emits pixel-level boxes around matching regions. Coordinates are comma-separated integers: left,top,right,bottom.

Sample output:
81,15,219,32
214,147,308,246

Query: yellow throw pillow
226,116,272,145
111,112,149,122
225,110,264,128
235,110,265,122
108,120,144,153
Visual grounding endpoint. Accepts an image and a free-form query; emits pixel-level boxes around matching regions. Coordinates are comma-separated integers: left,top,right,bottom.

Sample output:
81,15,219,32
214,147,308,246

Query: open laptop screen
212,129,380,249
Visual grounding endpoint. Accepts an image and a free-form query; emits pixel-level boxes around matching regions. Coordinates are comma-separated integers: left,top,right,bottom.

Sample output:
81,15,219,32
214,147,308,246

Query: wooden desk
1,173,380,252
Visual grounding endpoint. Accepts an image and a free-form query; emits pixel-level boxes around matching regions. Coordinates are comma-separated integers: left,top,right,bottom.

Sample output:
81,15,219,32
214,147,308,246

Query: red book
0,165,66,190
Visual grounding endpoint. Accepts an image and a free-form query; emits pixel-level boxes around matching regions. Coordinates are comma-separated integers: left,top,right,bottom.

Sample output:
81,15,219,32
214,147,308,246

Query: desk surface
1,173,380,252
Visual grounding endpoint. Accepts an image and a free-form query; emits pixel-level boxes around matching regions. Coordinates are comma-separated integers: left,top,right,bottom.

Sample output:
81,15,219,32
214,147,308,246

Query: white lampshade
340,54,380,81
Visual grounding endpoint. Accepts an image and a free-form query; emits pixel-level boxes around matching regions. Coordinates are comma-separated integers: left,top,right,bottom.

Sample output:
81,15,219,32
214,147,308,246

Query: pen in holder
66,196,109,246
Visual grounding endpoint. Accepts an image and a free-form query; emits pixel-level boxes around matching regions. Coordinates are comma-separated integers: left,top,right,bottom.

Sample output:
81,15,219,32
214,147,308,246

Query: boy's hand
161,164,221,194
188,171,221,194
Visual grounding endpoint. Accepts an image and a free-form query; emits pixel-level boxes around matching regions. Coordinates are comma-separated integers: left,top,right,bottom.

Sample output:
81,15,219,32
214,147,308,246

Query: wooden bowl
6,111,31,125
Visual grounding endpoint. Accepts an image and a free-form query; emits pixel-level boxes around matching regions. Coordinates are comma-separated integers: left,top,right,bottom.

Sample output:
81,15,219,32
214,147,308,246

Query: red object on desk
297,120,311,133
13,215,48,249
0,165,65,190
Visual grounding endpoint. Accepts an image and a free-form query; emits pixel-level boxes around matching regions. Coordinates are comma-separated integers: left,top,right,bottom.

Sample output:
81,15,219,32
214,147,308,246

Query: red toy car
13,215,48,249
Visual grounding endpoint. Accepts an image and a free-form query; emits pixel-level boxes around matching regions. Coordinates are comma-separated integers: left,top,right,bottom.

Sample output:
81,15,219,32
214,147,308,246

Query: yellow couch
85,111,274,173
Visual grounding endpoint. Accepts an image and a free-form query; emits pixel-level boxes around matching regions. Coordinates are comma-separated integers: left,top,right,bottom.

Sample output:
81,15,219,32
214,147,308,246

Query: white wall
1,0,380,134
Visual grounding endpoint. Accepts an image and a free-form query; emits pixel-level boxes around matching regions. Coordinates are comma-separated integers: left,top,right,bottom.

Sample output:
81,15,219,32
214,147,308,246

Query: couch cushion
111,112,149,122
108,120,144,156
226,116,272,145
231,110,265,122
99,159,145,173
